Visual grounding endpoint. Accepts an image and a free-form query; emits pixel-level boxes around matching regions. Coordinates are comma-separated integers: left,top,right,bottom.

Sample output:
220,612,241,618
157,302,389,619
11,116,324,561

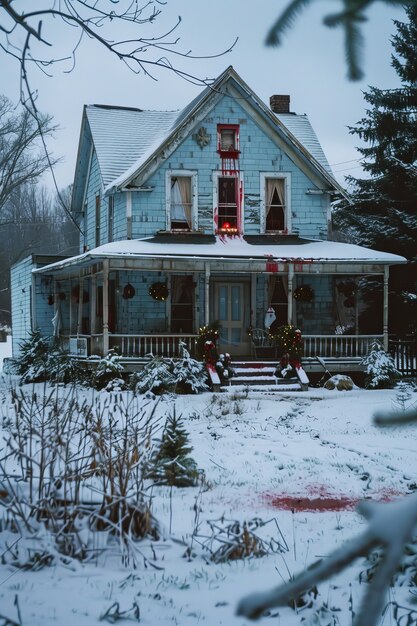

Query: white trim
165,169,198,231
260,172,291,234
212,170,244,234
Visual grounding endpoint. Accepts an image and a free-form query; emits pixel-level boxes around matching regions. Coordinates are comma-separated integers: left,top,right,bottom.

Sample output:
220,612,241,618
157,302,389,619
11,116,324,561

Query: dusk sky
2,1,406,190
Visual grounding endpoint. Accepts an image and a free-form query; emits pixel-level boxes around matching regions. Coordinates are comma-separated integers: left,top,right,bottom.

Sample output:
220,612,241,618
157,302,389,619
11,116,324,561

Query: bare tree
0,0,236,116
0,95,57,213
266,0,416,80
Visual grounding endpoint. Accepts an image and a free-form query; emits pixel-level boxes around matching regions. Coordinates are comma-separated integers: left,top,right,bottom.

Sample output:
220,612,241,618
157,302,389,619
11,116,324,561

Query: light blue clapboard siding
10,256,33,358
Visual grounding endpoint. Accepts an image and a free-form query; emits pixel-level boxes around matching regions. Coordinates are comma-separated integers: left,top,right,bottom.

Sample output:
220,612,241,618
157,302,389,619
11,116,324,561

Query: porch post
287,263,294,325
103,259,109,355
250,273,256,328
204,263,210,326
77,276,84,335
383,265,389,351
90,274,96,335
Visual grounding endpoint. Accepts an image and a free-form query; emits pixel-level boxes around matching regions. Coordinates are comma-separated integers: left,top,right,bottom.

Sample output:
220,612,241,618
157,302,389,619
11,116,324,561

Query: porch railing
303,335,383,358
108,333,198,358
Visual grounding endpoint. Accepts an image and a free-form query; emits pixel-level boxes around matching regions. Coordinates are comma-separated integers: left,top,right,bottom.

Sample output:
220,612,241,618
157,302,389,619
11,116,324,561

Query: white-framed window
166,170,197,231
217,124,240,155
213,171,244,234
260,173,291,234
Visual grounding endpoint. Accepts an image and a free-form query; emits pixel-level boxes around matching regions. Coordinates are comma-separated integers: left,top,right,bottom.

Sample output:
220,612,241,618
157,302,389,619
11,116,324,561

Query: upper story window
260,173,291,234
217,124,240,157
218,176,238,233
166,171,197,231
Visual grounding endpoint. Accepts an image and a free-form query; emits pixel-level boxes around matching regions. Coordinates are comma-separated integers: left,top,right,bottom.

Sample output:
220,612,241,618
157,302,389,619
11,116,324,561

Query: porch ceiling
33,235,406,277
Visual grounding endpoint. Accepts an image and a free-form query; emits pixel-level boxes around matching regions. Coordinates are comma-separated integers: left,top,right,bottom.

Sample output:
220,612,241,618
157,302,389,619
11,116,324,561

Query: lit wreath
293,285,314,303
149,282,169,301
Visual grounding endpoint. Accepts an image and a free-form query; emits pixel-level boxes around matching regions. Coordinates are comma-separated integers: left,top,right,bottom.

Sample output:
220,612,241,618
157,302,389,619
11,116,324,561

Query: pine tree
362,341,400,389
147,408,199,487
333,7,417,334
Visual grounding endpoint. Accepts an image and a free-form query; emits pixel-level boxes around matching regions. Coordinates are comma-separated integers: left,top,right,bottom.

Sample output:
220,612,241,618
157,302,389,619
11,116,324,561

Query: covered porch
32,235,405,369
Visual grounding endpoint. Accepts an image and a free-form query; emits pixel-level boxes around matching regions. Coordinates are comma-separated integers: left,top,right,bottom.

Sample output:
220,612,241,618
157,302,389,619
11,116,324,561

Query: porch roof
34,235,406,275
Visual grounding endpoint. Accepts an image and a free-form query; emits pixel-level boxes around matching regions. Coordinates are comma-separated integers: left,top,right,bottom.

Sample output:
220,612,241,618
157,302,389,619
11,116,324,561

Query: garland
293,285,314,303
149,282,169,301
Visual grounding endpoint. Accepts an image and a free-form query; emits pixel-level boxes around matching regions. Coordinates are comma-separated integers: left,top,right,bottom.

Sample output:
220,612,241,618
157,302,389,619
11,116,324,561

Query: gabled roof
72,66,345,205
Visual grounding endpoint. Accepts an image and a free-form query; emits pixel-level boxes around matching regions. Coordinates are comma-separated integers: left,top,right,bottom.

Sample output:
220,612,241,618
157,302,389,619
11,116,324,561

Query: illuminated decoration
270,324,304,360
196,321,221,358
122,283,135,300
293,285,314,303
149,282,169,301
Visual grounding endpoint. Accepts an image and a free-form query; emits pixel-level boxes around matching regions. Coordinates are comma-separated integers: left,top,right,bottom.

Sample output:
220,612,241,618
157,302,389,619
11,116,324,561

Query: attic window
217,124,240,157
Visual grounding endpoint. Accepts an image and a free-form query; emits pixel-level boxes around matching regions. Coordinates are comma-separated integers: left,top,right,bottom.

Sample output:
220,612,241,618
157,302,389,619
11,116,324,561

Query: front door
215,282,250,356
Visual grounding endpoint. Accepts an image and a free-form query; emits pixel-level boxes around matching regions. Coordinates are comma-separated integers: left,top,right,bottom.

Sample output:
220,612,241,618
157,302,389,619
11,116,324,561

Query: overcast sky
2,1,406,191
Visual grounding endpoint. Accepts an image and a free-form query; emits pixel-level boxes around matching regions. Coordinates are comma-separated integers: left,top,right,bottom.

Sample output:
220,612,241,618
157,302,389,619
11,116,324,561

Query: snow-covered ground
0,376,416,625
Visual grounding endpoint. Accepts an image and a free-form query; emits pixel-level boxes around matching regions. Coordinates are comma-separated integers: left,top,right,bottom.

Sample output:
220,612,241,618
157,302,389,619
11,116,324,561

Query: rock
324,375,354,391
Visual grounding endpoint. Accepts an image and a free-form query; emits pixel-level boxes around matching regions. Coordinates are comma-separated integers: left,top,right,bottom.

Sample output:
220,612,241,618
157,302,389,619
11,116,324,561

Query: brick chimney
270,94,290,114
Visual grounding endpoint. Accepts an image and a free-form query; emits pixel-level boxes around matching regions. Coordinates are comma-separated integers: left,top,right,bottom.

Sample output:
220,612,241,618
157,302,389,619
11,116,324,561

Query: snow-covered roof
275,113,333,175
34,236,406,274
85,106,179,188
82,67,342,195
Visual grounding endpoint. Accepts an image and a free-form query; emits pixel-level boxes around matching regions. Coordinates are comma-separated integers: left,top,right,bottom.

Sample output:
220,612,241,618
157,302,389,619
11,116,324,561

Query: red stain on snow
262,485,406,512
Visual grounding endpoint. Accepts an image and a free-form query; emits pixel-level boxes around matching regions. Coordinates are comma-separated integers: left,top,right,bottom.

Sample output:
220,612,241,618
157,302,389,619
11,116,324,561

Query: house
11,67,406,373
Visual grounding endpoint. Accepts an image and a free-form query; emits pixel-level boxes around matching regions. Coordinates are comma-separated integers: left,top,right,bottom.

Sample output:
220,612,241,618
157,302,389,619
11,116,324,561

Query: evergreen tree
147,408,199,487
333,7,417,334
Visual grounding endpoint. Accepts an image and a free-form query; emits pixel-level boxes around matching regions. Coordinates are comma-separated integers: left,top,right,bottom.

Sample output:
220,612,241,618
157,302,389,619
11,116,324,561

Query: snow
1,380,417,625
33,234,406,275
0,335,12,372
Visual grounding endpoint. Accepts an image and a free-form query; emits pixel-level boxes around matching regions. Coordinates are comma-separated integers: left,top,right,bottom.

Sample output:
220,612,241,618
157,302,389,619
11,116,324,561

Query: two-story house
11,67,405,371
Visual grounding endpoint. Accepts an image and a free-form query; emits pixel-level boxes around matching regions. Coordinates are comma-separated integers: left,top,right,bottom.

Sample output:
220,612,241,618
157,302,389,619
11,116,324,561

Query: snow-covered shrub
0,388,161,569
131,346,208,395
393,380,416,413
17,330,50,383
147,407,199,487
196,516,288,563
131,356,176,394
172,342,209,394
362,341,401,389
91,349,126,390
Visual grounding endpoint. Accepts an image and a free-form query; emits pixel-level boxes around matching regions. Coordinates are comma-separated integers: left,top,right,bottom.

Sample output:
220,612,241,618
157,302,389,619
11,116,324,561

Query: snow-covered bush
17,331,87,385
146,407,199,486
172,342,209,394
362,341,401,389
131,346,208,395
0,388,161,569
91,349,126,390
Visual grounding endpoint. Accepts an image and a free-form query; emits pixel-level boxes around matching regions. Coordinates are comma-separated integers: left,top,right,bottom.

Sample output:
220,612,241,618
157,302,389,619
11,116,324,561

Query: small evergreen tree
333,7,417,334
172,342,209,394
92,349,125,390
133,356,176,394
17,330,50,383
362,341,401,389
147,408,199,487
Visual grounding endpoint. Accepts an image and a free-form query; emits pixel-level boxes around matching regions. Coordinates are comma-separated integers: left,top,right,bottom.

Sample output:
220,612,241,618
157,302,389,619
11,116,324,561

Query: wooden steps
217,360,309,393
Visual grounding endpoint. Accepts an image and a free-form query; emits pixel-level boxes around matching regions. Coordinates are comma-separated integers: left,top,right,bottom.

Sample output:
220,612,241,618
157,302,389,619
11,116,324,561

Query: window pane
231,285,241,321
171,176,192,229
220,129,235,150
219,286,228,321
231,328,241,343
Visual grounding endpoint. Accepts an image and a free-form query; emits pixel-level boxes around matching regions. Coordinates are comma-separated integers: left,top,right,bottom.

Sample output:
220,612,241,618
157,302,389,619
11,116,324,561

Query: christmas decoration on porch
271,324,304,373
149,281,169,301
216,353,235,383
196,321,221,359
293,285,314,303
122,282,135,300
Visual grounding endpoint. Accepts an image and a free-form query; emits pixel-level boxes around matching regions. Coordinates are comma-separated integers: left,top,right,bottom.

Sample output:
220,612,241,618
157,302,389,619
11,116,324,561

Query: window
217,124,240,156
218,176,238,233
261,174,291,233
170,275,194,333
95,194,101,247
166,171,196,231
108,196,114,242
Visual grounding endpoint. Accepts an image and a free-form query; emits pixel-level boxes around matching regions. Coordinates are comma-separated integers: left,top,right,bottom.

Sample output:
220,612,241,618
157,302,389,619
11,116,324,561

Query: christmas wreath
293,285,314,303
149,282,169,301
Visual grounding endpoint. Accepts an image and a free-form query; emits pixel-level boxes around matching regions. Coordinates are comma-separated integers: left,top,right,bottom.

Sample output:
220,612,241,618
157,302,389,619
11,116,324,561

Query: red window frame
217,124,240,158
